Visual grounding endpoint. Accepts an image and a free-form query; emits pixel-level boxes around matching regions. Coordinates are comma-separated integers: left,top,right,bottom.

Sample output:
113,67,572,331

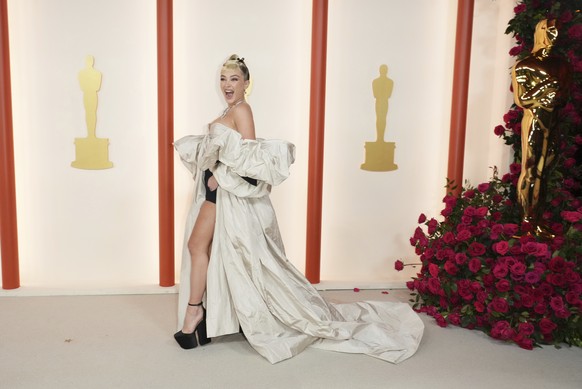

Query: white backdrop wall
320,0,517,284
2,0,518,292
6,0,158,290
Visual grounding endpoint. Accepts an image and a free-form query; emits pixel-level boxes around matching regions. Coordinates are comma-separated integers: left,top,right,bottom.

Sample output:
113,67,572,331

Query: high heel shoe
174,302,211,349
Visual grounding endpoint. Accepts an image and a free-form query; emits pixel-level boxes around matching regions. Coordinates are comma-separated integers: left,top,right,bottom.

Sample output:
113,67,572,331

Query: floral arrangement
396,0,582,349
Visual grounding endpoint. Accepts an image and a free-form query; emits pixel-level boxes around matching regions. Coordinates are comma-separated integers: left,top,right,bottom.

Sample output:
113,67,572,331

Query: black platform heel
174,302,211,349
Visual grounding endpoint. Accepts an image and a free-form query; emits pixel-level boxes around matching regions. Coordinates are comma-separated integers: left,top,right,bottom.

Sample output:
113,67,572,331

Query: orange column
447,0,474,196
305,0,328,284
157,0,174,287
0,0,20,290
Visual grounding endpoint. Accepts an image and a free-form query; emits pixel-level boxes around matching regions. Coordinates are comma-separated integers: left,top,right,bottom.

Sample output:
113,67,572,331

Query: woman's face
220,67,248,106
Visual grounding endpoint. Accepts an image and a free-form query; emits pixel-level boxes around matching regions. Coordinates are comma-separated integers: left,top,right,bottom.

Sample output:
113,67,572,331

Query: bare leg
181,200,216,334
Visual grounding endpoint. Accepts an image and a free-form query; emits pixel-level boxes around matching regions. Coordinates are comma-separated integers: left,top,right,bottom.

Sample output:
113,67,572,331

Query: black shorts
204,169,258,204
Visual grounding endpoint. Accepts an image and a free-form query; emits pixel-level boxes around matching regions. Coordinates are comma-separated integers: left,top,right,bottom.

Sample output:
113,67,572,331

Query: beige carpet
1,289,581,389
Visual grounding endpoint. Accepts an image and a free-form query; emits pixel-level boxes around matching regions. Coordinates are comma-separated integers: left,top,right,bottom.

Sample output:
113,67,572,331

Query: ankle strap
188,301,203,307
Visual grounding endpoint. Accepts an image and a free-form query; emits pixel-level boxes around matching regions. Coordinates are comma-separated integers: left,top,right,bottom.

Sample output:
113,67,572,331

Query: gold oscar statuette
71,55,113,170
361,64,398,172
511,19,571,239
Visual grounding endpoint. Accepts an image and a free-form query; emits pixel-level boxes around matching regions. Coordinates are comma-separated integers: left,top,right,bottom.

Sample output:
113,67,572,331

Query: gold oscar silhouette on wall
361,64,398,172
71,55,113,169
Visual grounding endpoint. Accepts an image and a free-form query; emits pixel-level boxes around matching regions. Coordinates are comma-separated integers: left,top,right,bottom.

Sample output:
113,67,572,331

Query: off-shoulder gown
174,123,424,364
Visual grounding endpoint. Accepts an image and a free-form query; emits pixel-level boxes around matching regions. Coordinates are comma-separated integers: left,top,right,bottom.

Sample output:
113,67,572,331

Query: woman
174,55,424,364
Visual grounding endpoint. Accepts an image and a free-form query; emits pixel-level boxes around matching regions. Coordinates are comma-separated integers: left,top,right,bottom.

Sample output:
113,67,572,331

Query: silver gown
174,123,424,364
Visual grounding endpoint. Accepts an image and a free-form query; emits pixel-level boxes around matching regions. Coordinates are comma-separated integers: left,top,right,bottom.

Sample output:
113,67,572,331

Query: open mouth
224,90,234,99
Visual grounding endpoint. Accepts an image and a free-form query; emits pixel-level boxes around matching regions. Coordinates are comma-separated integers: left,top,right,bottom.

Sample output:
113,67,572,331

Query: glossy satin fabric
174,123,424,364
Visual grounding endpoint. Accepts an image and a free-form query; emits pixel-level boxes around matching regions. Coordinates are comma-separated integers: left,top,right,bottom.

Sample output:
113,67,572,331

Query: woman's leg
181,200,216,333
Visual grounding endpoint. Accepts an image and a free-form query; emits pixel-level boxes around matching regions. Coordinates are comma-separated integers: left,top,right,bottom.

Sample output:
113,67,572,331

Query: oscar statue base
71,136,113,170
361,141,398,172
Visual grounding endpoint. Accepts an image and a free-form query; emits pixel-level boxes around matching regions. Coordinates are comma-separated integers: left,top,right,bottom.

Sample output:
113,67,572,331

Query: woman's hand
207,175,219,191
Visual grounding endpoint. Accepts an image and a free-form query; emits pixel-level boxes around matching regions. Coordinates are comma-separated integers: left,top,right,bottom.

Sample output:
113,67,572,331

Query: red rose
503,223,519,236
457,229,472,241
468,242,486,256
477,183,490,193
429,263,439,278
565,291,580,305
493,241,510,255
468,258,482,273
568,24,582,40
518,322,535,336
454,253,468,265
448,313,461,326
510,262,526,276
496,279,511,293
394,260,404,271
491,297,509,313
463,189,475,199
475,206,488,217
491,320,511,339
428,278,441,294
550,296,565,312
513,4,526,14
539,318,557,334
406,280,414,290
493,125,505,136
474,301,485,312
434,313,447,328
427,218,438,235
561,211,582,223
493,263,509,279
418,213,427,223
549,256,566,272
524,271,540,284
444,261,459,276
443,232,455,244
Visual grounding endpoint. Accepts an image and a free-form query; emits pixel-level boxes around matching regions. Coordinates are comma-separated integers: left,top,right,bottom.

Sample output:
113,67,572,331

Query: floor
1,289,581,389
